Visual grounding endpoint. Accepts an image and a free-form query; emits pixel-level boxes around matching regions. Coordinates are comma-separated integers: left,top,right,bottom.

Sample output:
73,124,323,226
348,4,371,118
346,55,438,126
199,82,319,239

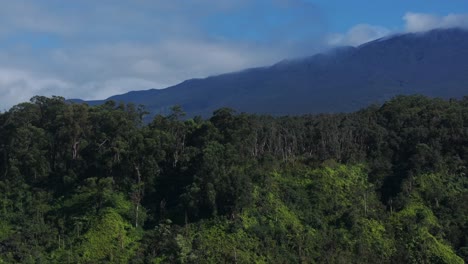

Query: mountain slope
78,28,468,117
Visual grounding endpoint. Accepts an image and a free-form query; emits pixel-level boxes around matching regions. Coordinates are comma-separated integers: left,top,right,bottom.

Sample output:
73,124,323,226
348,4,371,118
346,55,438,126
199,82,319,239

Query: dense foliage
0,95,467,263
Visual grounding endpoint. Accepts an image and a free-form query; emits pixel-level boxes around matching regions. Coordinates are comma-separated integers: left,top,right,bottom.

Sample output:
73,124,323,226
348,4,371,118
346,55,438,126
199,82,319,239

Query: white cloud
327,24,390,46
404,12,468,32
0,68,72,110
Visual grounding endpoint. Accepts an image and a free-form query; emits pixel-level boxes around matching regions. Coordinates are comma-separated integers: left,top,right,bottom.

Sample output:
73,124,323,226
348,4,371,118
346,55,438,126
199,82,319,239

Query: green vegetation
0,95,467,263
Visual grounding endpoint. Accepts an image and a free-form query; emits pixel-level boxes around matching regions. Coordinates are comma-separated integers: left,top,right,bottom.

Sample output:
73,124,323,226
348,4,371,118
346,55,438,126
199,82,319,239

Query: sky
1,0,468,109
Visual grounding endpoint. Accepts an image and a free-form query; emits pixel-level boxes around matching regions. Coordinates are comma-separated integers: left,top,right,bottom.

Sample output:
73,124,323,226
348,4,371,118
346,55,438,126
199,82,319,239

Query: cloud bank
404,12,468,32
0,0,327,109
1,1,468,110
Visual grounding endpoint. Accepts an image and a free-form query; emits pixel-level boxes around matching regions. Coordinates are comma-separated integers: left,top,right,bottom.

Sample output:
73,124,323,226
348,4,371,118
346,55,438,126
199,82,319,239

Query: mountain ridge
73,28,468,117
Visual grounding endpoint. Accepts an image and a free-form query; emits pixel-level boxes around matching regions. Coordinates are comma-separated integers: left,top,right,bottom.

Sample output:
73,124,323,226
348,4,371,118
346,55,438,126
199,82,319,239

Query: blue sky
1,0,468,109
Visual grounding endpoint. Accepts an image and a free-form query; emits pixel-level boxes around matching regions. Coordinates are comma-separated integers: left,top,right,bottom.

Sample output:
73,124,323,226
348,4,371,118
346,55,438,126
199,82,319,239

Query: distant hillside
75,28,468,117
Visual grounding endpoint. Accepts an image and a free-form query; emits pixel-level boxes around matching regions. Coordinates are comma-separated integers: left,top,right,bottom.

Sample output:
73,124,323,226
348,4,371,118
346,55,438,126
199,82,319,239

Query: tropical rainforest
0,95,467,263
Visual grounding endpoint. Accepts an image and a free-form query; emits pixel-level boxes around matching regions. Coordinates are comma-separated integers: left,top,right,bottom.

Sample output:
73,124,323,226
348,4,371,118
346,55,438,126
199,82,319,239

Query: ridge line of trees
0,95,466,263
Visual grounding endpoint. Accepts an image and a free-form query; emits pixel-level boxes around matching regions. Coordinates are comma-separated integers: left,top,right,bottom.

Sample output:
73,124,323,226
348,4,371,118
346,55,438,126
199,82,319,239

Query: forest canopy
0,95,467,263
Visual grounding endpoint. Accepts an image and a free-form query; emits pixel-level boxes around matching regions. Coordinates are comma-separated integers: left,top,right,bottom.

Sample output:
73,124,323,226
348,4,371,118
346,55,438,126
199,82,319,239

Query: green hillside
0,95,467,263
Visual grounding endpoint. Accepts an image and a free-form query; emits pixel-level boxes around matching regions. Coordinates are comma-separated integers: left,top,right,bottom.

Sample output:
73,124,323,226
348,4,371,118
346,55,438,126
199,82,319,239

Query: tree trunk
133,163,142,228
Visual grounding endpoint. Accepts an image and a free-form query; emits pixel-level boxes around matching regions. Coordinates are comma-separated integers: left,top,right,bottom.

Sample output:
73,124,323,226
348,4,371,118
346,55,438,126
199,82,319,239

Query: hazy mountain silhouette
73,28,468,117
